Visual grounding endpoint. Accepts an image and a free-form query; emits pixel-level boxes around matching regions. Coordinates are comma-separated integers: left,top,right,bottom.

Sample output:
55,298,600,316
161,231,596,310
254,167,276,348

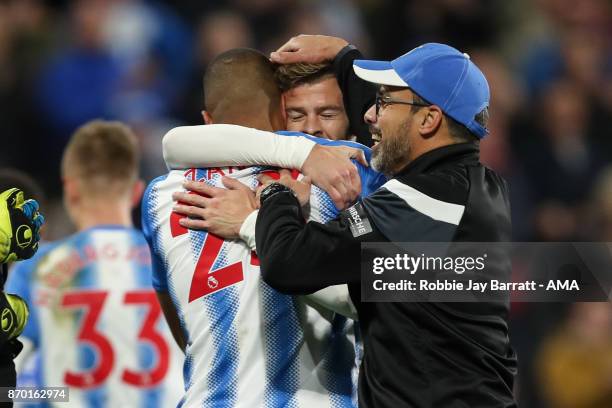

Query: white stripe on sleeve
382,179,465,225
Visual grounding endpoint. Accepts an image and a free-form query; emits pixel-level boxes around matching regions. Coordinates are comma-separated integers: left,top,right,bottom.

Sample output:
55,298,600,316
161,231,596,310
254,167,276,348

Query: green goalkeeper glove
0,293,29,342
0,188,45,264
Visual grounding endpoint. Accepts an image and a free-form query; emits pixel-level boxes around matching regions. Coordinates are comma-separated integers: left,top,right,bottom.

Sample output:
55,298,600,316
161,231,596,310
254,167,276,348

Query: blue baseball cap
353,43,490,138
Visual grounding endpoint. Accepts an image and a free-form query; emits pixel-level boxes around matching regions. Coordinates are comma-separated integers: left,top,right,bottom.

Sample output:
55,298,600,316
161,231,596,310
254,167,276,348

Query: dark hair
411,92,488,143
274,63,335,91
203,48,281,119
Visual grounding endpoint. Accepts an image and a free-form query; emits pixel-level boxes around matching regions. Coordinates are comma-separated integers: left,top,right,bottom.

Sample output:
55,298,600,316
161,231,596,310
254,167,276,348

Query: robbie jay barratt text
372,279,581,292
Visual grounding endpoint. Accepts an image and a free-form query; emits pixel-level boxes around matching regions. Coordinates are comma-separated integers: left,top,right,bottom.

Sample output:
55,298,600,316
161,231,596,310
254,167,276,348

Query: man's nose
364,104,377,125
303,117,324,137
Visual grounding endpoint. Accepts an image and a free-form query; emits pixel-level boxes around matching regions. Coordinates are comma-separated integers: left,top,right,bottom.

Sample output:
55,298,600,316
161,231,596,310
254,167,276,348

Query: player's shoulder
28,240,67,264
142,171,185,221
6,239,76,294
30,241,59,259
143,173,173,199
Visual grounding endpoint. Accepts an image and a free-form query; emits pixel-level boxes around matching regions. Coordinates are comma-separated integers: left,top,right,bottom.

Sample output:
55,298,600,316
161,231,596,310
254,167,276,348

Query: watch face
260,183,292,205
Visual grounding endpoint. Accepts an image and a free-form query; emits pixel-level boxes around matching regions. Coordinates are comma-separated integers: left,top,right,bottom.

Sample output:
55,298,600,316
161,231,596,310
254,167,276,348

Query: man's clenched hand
301,144,366,210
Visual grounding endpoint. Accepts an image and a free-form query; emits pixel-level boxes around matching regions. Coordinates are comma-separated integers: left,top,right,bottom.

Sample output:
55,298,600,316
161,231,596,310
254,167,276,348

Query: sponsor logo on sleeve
344,202,372,237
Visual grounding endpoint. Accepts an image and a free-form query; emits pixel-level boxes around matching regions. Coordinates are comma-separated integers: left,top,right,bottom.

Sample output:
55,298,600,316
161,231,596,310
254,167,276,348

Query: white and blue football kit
7,226,184,407
142,133,385,408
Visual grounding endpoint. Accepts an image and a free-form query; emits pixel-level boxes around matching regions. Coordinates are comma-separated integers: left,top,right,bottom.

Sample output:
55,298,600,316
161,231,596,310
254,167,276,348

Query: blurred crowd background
0,0,610,406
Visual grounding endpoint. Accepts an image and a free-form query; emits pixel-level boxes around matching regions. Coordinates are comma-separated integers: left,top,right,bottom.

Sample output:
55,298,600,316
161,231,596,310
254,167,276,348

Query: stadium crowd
0,0,611,407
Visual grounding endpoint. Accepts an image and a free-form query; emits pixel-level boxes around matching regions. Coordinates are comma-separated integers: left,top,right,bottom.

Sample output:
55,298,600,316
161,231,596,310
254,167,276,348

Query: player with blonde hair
8,120,183,407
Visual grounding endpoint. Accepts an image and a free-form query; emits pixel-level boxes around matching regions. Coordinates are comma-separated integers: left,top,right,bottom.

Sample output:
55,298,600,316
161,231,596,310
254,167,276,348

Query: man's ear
63,177,79,207
202,110,214,124
419,106,443,138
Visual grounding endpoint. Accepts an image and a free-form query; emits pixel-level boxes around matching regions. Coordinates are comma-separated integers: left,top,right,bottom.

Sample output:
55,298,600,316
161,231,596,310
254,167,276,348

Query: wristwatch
259,183,296,206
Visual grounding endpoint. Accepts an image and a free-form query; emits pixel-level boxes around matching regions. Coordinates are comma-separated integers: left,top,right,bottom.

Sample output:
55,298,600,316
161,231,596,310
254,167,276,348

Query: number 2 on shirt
170,188,243,302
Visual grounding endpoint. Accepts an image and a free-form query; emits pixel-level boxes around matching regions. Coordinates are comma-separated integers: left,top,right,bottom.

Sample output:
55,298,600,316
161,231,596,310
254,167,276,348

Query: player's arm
330,44,377,145
256,191,359,294
141,182,186,352
251,197,363,295
162,124,366,209
252,176,379,294
236,205,358,318
163,125,315,170
156,291,186,352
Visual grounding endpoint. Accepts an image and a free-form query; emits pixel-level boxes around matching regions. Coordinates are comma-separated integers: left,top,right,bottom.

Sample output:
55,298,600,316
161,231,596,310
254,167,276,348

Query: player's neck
71,200,133,231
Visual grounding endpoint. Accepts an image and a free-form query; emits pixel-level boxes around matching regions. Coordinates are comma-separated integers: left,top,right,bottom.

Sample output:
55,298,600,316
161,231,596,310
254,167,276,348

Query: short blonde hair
61,120,139,195
274,62,334,91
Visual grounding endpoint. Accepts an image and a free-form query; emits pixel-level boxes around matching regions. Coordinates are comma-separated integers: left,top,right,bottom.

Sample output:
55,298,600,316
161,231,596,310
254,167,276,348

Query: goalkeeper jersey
141,134,385,408
6,226,184,408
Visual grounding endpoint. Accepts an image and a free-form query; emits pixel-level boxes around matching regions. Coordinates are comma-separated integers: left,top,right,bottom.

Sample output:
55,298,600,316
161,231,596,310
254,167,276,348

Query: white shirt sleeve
238,210,258,251
303,285,359,320
163,124,316,170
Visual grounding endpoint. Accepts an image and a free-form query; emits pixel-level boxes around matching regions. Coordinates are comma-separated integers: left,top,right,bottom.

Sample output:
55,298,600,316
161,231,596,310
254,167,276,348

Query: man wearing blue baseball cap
171,36,518,407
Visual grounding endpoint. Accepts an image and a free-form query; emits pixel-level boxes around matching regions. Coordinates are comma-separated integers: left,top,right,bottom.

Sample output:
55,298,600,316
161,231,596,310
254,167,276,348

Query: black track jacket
256,143,518,407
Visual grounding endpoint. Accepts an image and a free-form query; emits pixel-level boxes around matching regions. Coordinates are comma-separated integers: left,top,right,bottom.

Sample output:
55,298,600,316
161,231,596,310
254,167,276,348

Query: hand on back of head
270,35,349,65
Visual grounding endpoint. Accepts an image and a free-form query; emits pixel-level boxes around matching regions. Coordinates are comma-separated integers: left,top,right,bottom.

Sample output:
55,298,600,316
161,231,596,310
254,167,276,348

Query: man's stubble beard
371,117,412,178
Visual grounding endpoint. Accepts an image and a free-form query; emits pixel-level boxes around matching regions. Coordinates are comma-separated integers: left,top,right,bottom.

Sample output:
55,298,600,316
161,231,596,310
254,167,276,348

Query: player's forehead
283,77,345,108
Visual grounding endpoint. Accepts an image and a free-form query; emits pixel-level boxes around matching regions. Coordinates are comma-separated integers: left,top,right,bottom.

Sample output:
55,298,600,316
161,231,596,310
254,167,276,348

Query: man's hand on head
172,178,258,239
301,144,366,210
270,35,349,65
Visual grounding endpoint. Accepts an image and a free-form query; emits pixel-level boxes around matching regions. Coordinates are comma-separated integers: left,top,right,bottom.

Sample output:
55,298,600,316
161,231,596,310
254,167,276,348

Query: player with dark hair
143,48,385,407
